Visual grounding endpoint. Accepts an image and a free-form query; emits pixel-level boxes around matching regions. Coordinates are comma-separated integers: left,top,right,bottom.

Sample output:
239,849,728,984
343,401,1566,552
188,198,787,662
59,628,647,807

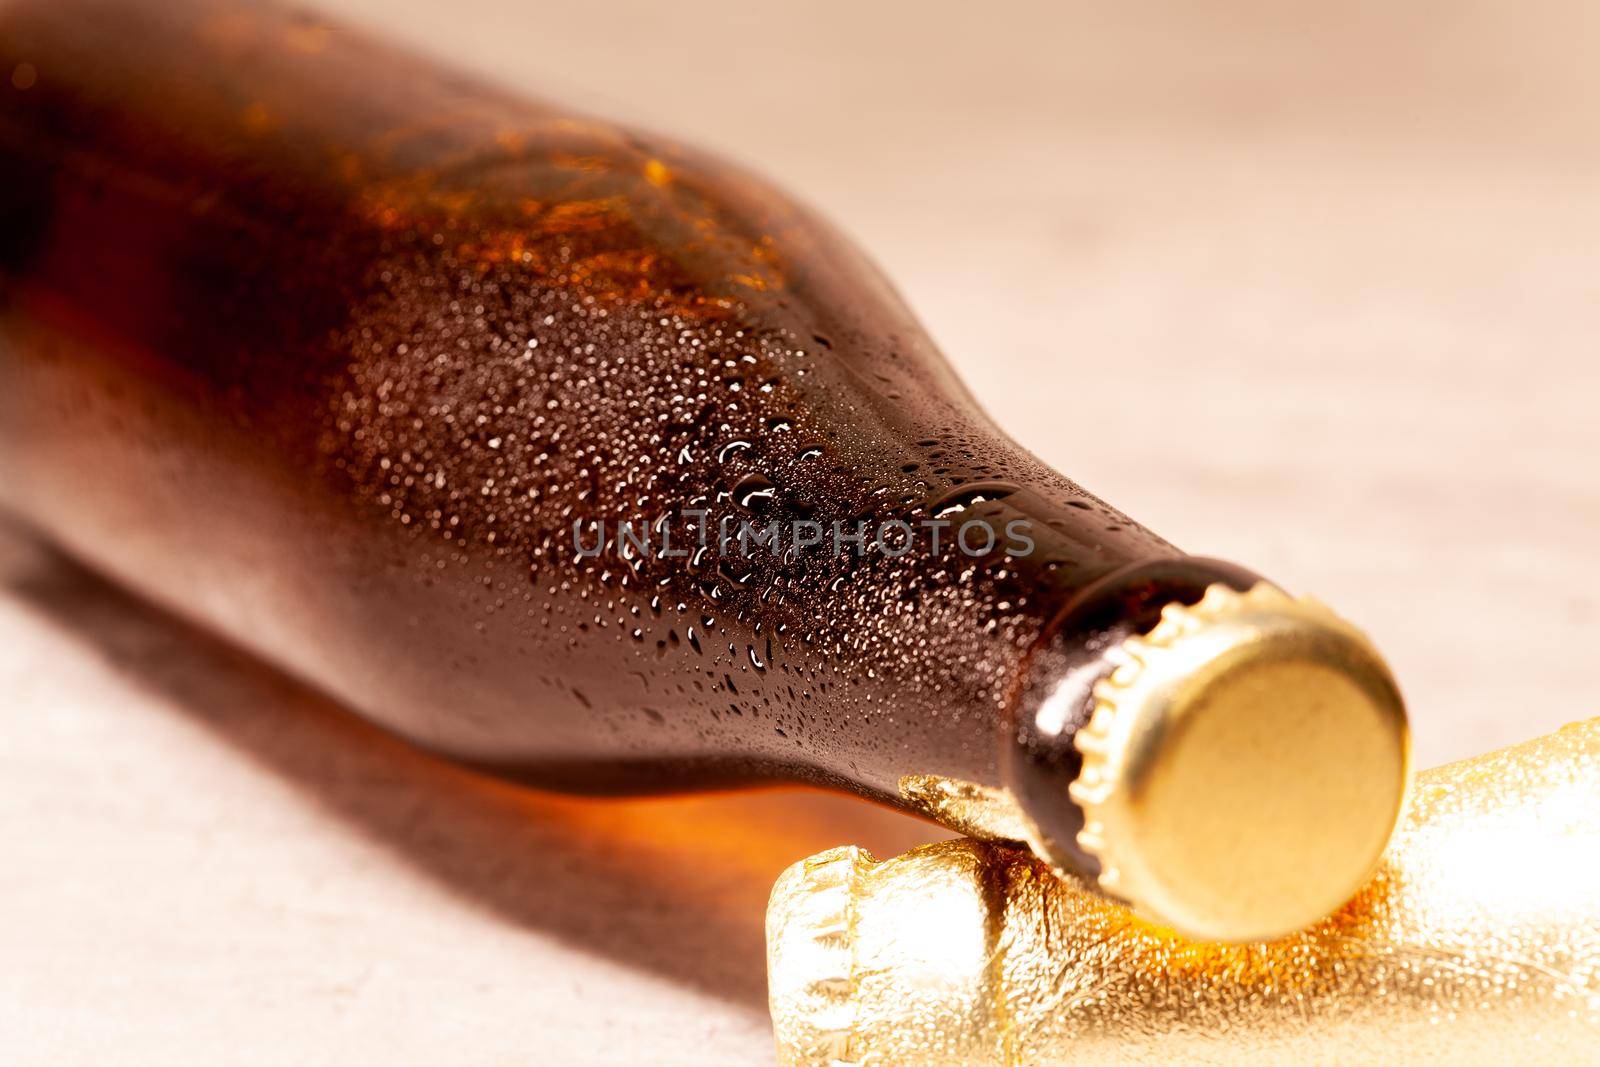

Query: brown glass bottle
0,0,1408,940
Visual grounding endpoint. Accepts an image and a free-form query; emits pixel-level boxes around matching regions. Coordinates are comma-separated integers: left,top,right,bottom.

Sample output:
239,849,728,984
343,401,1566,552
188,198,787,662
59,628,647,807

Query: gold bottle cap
1068,582,1410,942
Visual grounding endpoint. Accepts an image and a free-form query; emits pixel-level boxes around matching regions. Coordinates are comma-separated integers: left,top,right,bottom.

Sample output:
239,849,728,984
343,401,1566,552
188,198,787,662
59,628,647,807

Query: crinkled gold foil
768,719,1600,1065
896,774,1040,843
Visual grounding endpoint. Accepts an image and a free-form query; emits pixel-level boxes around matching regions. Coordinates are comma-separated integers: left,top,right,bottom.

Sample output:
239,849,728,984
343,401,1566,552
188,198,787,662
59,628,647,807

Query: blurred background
4,1,1597,1063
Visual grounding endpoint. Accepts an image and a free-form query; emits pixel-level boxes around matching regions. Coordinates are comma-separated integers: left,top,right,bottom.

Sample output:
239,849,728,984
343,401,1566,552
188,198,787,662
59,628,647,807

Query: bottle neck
999,555,1262,874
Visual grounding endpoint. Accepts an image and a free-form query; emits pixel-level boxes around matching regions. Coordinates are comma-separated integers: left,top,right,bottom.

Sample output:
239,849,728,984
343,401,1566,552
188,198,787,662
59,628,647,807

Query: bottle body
3,0,1405,940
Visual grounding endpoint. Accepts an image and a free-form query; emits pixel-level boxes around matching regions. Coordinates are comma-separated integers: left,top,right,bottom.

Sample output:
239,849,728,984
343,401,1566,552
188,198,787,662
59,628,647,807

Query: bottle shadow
2,529,939,1012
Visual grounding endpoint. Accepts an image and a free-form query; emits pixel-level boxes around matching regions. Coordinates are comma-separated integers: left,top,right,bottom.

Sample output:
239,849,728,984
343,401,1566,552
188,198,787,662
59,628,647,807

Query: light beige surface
3,1,1598,1063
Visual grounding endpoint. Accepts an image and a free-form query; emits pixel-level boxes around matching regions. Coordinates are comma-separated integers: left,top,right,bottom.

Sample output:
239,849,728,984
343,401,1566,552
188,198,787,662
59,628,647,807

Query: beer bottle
0,0,1408,940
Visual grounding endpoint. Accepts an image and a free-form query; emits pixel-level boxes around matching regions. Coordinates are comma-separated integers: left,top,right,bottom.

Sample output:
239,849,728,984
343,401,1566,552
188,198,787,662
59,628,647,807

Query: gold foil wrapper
768,720,1600,1065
